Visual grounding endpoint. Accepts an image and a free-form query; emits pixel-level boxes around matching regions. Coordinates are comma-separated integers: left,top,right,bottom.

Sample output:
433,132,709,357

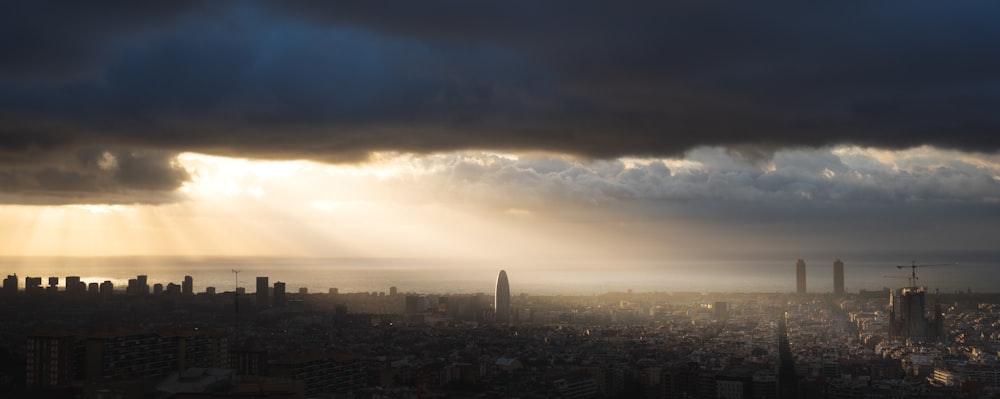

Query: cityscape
3,260,1000,398
3,2,1000,399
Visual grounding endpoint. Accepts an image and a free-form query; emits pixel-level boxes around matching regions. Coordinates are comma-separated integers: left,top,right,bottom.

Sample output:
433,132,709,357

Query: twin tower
796,258,845,295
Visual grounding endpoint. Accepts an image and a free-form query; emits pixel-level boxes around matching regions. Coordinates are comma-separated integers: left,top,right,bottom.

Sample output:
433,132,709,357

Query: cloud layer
2,2,1000,203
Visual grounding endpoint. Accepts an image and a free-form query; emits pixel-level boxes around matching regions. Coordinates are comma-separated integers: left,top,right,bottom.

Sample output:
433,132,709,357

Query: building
183,275,193,295
495,270,511,324
25,276,43,294
389,286,398,296
796,259,806,294
82,328,228,381
25,334,75,390
3,274,17,294
714,301,729,321
271,353,366,396
47,277,59,292
893,287,931,340
256,276,269,307
230,344,269,376
66,276,83,295
137,275,149,295
833,259,845,295
274,282,287,307
100,280,114,296
128,275,150,295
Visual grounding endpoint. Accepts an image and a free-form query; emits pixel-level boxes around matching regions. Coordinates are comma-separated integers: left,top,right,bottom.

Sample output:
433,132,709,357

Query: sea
1,251,998,296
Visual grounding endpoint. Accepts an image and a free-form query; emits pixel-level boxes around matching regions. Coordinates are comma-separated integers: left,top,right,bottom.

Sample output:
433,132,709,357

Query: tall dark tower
796,259,806,294
256,277,269,307
495,270,511,324
833,259,845,295
183,275,194,295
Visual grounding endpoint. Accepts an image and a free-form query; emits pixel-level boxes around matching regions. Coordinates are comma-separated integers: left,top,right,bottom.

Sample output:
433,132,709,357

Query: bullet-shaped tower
495,270,511,324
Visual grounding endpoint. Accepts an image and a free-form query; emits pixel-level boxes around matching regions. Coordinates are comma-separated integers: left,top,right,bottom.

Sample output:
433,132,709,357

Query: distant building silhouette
47,277,58,292
153,283,164,295
66,276,82,295
495,270,511,324
4,273,17,294
256,276,269,307
183,275,194,295
25,276,42,294
99,280,114,296
833,259,845,295
137,275,149,295
714,301,729,321
273,282,287,307
390,286,398,296
796,259,806,294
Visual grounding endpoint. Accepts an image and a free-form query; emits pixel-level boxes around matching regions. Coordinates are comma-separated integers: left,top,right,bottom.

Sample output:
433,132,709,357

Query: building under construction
888,262,948,342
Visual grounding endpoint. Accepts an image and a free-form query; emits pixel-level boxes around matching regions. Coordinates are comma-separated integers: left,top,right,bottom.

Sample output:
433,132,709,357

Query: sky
1,2,999,265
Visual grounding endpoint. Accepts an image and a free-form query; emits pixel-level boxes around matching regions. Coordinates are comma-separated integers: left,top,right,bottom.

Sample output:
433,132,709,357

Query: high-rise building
273,282,287,307
65,276,82,295
47,277,59,292
389,286,398,296
137,275,149,295
25,334,75,389
833,259,845,295
25,276,43,294
100,280,114,296
714,301,729,321
4,274,18,294
256,277,269,307
495,270,511,324
896,287,929,339
183,275,194,295
796,259,806,294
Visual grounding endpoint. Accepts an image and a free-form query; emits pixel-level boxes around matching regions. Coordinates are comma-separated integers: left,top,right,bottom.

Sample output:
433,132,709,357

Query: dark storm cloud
0,148,188,205
2,1,1000,203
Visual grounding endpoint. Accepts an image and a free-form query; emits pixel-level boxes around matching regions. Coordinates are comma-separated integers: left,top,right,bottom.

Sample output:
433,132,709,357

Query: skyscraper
256,277,269,307
3,274,17,294
796,259,806,294
833,259,845,295
66,276,82,295
137,275,149,295
183,275,193,295
495,270,511,324
273,282,286,307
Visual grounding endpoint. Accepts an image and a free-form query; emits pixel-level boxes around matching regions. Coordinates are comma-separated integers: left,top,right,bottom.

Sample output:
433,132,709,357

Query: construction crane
896,261,956,288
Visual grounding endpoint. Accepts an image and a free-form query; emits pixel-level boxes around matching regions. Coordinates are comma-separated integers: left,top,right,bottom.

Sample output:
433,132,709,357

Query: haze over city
2,3,999,293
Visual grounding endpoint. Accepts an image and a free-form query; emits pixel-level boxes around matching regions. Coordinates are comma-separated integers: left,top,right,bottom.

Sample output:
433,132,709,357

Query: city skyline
0,3,998,283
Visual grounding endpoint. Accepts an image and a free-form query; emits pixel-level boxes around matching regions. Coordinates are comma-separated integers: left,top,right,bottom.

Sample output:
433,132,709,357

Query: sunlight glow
1,146,997,258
